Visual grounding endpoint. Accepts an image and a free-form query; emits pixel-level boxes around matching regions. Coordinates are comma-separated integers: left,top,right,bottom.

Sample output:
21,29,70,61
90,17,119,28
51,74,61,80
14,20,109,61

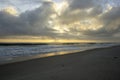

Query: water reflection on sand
0,50,81,65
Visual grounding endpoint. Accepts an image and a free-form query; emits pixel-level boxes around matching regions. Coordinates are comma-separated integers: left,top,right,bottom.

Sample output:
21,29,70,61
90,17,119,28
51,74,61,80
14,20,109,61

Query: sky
0,0,120,43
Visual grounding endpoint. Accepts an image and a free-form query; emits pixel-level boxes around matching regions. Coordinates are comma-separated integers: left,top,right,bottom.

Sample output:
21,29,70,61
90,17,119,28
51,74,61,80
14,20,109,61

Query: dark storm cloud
100,7,120,37
101,7,120,21
69,0,94,9
56,0,120,40
90,6,120,38
0,0,45,12
0,1,56,37
58,0,103,24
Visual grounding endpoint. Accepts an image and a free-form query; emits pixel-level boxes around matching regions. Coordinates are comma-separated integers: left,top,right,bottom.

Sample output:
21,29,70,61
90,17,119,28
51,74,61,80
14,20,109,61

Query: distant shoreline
0,42,118,46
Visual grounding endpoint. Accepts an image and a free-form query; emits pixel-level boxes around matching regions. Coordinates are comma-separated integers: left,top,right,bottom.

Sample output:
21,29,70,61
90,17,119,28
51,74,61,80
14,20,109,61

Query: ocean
0,43,119,64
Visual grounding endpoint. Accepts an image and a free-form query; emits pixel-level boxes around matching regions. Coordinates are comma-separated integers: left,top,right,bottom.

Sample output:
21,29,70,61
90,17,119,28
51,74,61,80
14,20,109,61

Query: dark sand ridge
0,46,120,80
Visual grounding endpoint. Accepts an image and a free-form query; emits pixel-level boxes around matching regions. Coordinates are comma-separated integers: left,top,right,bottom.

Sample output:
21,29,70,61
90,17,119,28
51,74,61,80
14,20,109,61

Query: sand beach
0,46,120,80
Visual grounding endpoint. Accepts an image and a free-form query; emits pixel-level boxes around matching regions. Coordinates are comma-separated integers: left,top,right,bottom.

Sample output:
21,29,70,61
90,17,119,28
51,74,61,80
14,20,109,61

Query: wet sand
0,46,120,80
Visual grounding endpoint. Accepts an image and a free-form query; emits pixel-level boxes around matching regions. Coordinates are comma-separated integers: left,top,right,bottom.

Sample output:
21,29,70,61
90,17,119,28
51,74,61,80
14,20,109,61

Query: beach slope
0,46,120,80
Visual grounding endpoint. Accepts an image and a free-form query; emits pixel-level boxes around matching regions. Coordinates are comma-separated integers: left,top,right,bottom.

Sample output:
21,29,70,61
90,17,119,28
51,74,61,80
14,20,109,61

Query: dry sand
0,46,120,80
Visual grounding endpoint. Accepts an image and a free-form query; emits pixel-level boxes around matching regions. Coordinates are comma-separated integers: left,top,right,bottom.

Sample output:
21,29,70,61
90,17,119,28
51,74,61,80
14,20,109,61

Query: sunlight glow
53,26,66,33
98,4,113,17
66,18,103,31
79,19,103,31
104,4,113,13
54,1,68,15
2,6,19,16
86,8,93,13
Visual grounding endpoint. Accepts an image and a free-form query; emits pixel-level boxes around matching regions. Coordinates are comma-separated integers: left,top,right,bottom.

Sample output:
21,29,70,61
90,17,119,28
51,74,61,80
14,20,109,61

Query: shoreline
0,45,118,65
0,50,82,65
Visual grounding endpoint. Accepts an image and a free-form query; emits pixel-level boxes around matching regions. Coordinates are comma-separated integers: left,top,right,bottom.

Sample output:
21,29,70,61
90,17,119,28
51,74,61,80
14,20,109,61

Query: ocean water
0,43,118,64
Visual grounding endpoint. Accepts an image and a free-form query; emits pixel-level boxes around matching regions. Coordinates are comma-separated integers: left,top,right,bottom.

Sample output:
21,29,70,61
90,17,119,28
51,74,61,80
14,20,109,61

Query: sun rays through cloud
0,0,120,43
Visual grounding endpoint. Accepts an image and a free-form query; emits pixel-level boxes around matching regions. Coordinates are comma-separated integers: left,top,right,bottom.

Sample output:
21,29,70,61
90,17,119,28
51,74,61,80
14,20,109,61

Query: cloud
0,1,57,38
68,0,94,9
52,0,120,40
0,0,120,41
56,0,102,25
0,0,48,13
